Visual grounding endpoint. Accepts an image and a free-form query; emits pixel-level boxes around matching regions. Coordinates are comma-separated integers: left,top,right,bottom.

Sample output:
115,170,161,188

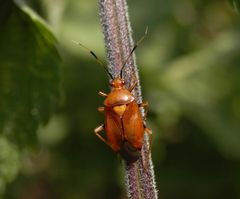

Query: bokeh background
3,0,240,198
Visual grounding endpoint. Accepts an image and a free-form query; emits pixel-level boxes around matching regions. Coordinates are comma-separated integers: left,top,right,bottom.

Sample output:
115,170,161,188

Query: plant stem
98,0,158,198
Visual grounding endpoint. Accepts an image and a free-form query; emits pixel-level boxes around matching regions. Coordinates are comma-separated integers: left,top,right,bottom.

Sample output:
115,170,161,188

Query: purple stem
98,0,158,198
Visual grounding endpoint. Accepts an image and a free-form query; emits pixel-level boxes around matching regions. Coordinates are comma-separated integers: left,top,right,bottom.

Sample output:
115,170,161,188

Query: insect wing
105,108,123,152
122,101,144,149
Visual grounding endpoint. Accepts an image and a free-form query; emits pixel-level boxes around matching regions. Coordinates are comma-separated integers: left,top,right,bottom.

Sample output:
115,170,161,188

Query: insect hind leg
139,101,149,118
94,124,116,151
144,126,152,148
94,124,108,145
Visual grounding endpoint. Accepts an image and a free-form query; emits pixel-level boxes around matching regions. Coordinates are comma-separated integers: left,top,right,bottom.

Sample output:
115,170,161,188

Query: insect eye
122,80,125,85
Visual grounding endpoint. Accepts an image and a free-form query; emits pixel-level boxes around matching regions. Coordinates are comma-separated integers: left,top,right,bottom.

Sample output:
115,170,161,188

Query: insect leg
140,126,153,170
139,101,149,118
98,107,105,113
98,91,108,97
144,126,152,149
94,124,114,150
94,124,108,144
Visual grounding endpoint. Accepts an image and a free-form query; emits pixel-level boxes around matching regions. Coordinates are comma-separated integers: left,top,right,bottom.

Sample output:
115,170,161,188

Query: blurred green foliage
0,0,61,195
229,0,240,13
0,1,61,146
1,0,240,199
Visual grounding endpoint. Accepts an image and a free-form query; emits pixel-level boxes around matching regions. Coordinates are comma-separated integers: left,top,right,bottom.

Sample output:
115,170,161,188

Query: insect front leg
98,107,105,113
98,91,108,97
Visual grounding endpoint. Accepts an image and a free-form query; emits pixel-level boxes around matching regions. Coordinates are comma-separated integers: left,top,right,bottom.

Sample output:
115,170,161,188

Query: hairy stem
98,0,158,198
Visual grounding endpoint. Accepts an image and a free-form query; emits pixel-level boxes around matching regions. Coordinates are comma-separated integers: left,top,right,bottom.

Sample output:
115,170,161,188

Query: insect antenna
120,27,148,78
72,40,114,79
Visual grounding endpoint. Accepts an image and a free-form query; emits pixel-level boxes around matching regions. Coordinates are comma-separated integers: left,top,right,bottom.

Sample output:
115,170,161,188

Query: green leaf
0,2,61,146
229,0,240,13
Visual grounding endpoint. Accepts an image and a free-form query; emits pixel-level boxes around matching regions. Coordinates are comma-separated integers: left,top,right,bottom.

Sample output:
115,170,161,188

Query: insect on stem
98,0,158,198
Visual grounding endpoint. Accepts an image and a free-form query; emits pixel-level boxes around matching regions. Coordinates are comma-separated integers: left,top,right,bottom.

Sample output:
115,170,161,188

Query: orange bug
74,29,152,163
95,77,152,163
